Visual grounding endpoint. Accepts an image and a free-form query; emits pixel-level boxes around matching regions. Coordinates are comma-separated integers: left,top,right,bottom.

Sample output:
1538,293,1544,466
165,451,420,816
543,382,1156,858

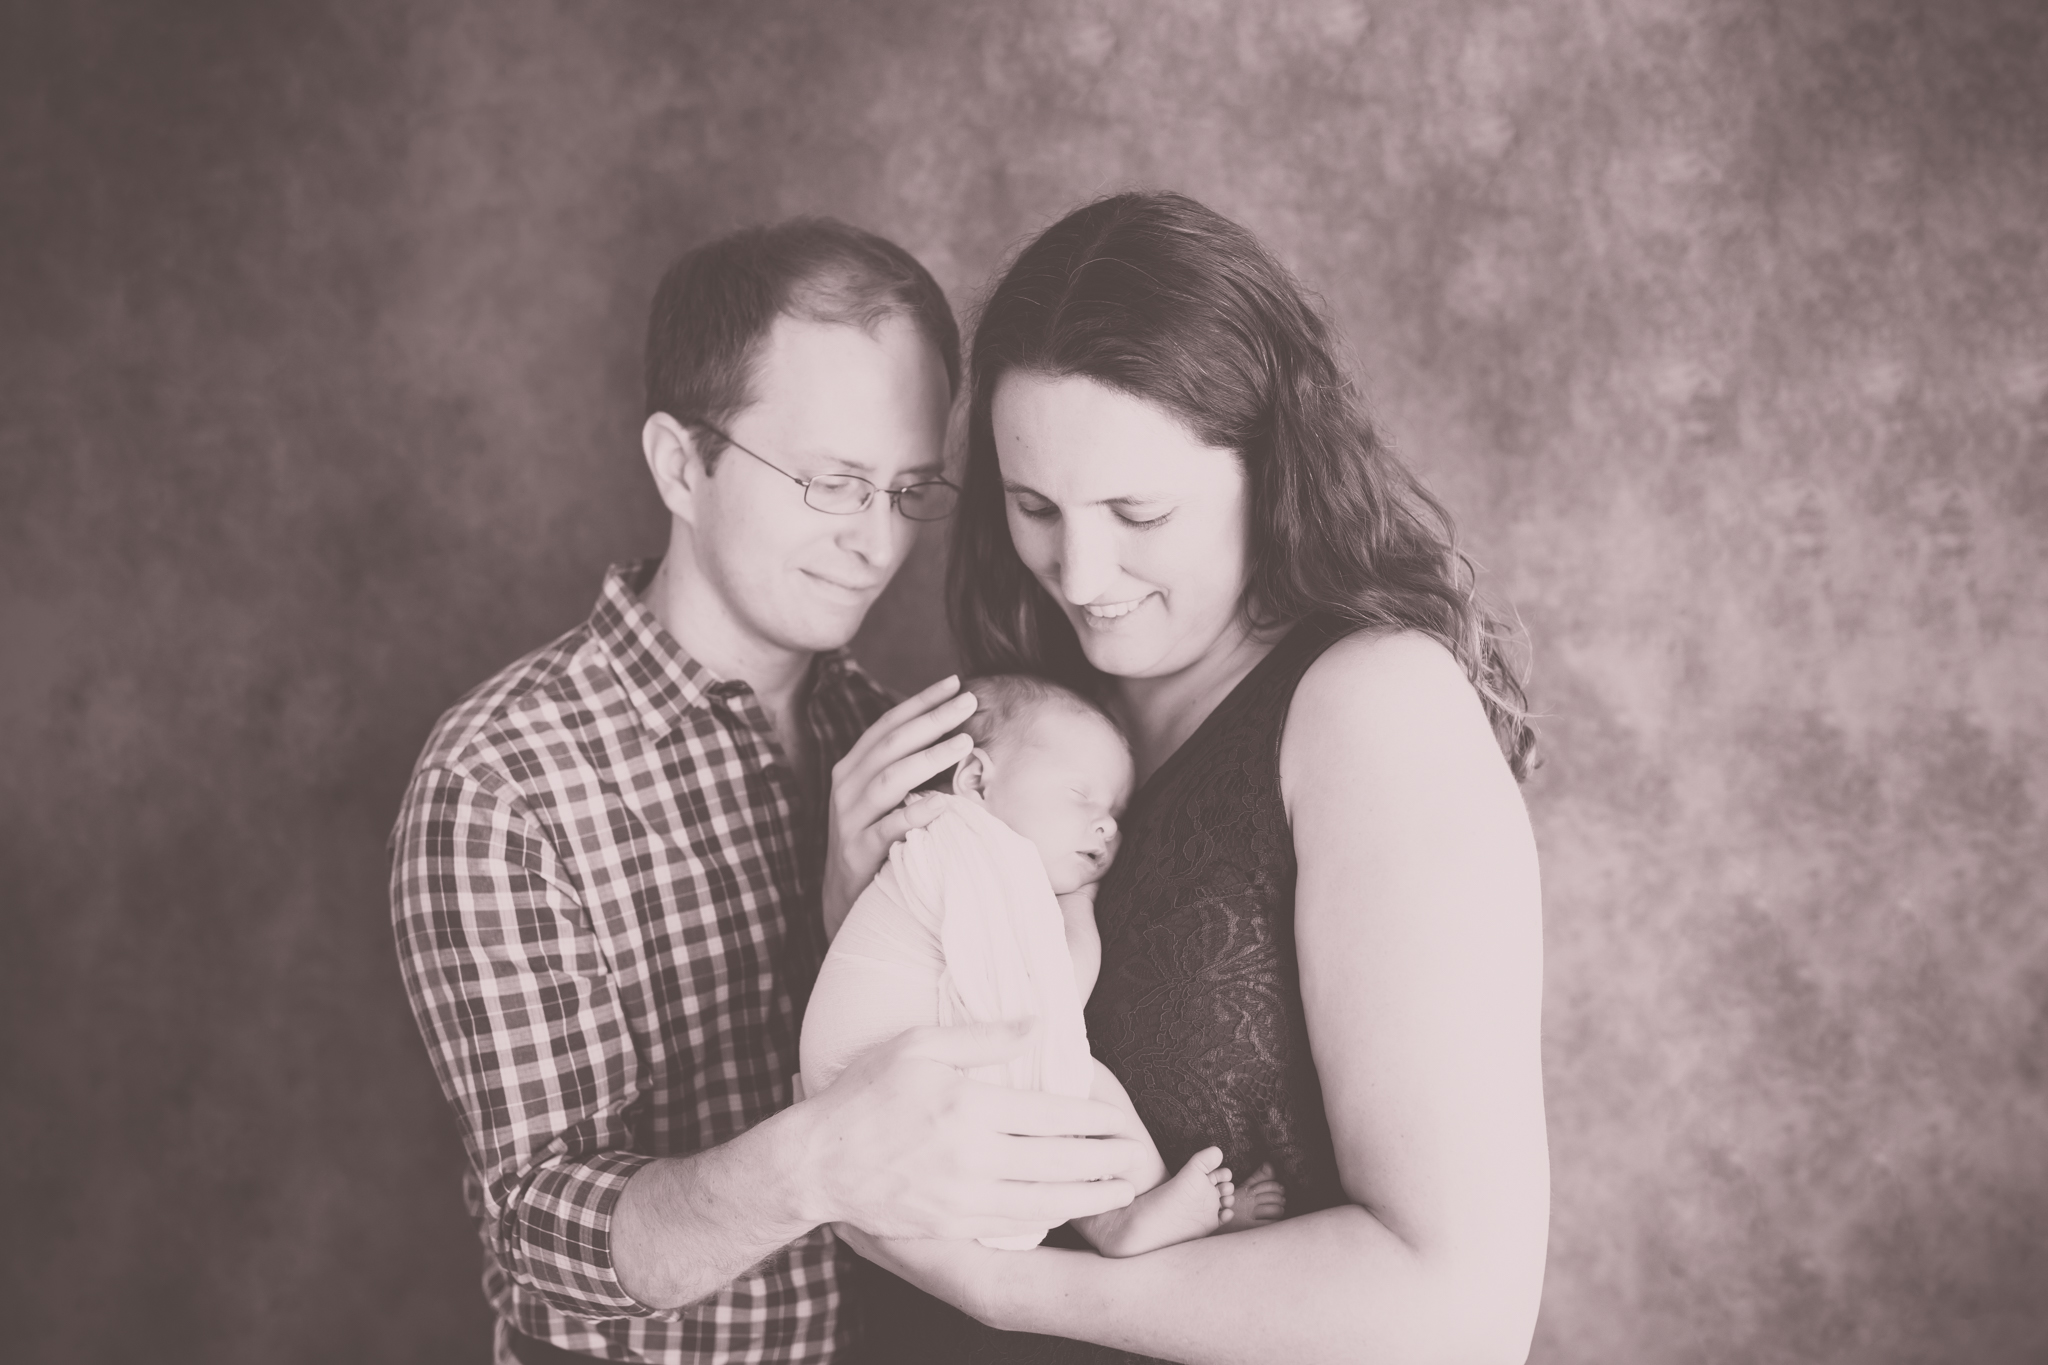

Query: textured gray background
3,1,2044,1362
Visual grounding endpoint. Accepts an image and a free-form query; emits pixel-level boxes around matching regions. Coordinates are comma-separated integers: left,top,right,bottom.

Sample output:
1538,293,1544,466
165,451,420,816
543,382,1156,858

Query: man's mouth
806,570,881,595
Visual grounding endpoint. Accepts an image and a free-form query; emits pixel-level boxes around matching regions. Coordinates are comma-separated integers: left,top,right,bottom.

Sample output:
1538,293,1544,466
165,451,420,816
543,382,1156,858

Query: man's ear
951,746,993,799
643,413,710,523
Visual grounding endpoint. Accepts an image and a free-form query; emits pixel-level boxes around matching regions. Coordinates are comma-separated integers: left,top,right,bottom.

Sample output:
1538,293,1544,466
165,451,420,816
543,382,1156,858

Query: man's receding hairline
787,265,934,334
707,306,950,468
643,214,961,457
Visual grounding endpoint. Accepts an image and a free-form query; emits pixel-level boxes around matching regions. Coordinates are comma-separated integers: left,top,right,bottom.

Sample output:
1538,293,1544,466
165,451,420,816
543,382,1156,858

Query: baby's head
923,675,1134,894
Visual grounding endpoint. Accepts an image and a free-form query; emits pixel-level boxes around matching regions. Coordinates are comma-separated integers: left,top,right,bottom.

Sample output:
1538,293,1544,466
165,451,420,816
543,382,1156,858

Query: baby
800,675,1284,1255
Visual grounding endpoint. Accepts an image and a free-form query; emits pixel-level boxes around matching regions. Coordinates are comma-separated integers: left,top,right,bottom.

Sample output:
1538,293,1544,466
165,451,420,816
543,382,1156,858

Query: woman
845,191,1548,1365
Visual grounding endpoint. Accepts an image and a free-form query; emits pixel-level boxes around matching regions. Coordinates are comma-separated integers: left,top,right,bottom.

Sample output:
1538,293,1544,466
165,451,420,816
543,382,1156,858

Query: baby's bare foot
1078,1146,1234,1258
1215,1161,1286,1233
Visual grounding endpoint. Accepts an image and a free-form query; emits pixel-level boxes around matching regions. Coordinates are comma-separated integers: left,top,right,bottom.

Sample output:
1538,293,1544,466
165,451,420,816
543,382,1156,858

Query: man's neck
642,553,814,731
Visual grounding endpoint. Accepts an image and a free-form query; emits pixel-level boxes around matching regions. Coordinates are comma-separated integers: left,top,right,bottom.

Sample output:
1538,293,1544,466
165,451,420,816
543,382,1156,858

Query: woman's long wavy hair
948,191,1537,780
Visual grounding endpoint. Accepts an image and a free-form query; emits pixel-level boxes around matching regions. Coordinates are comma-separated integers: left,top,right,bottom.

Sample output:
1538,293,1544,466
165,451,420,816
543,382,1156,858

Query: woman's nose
1057,519,1114,605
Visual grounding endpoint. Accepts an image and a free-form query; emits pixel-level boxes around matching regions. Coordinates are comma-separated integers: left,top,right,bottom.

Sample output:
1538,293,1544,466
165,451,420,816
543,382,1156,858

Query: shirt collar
590,560,863,738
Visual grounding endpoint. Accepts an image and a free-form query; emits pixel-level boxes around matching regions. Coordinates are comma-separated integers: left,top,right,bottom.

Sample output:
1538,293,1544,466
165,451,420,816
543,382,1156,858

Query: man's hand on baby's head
823,678,979,937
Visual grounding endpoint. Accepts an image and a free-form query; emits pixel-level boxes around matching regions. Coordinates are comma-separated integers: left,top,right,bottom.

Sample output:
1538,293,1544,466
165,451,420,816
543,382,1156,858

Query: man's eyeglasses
694,421,960,522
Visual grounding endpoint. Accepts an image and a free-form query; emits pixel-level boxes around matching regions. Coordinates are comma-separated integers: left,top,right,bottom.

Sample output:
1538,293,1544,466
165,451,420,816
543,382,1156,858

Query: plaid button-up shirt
392,561,891,1363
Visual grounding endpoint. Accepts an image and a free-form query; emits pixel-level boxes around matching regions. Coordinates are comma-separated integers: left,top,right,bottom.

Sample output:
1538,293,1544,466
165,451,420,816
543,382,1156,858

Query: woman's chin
1076,633,1174,680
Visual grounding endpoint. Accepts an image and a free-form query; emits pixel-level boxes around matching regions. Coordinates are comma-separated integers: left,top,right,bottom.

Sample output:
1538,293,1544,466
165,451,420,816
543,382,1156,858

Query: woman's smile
1080,593,1155,625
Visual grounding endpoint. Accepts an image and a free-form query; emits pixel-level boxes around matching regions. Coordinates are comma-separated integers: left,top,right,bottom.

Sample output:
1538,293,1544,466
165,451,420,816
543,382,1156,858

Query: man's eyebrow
795,449,879,476
794,449,946,482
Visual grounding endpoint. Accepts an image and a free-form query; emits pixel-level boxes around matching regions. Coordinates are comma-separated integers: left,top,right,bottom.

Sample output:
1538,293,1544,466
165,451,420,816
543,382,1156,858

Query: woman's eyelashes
1008,496,1171,529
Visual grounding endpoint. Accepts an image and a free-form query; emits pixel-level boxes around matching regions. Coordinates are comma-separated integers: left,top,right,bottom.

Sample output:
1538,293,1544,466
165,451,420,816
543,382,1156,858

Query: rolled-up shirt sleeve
391,761,663,1320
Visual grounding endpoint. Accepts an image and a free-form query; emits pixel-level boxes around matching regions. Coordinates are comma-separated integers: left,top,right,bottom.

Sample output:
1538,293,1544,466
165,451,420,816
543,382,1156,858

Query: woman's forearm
991,1205,1538,1365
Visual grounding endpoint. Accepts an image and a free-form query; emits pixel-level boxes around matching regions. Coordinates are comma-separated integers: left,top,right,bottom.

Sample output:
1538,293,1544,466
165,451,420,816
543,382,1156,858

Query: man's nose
839,489,909,563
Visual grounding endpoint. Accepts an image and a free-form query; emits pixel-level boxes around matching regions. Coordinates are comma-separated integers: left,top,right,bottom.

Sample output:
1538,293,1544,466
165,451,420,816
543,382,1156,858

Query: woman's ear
951,746,994,799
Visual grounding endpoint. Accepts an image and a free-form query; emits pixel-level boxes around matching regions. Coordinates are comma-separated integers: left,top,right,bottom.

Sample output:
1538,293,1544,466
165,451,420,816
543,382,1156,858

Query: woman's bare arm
851,630,1548,1364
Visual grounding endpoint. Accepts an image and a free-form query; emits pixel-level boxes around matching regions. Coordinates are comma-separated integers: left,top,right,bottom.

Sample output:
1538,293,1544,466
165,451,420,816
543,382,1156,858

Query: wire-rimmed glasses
694,421,960,521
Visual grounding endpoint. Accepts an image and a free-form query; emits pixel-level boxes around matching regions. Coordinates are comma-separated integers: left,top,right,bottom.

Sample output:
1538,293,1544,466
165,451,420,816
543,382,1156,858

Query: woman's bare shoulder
1286,630,1531,855
1279,628,1519,830
1288,629,1490,747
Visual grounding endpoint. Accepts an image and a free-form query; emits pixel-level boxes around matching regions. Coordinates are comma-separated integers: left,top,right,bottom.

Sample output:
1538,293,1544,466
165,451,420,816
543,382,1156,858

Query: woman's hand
823,676,978,936
834,1223,1017,1328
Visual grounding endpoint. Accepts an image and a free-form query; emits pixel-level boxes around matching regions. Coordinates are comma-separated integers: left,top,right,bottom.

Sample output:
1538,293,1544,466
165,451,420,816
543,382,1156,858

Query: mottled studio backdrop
3,1,2043,1361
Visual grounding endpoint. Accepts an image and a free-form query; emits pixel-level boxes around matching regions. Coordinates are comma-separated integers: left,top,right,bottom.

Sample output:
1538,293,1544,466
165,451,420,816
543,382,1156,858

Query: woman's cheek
1181,507,1250,613
1007,515,1061,587
1004,508,1040,563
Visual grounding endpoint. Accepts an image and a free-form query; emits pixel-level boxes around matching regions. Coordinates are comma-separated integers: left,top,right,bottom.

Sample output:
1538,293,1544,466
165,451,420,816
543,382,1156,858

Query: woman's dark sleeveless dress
855,619,1351,1365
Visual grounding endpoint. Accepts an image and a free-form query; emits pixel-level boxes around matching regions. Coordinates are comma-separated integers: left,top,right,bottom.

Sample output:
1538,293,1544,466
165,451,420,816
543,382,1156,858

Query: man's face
686,314,952,656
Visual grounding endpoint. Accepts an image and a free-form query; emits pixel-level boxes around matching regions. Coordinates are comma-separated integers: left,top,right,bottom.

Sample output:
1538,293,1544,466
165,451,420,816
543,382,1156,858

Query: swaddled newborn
800,675,1284,1254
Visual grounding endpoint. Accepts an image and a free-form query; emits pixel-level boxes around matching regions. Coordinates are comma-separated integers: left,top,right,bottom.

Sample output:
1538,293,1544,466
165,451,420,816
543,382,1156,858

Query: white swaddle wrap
799,794,1096,1249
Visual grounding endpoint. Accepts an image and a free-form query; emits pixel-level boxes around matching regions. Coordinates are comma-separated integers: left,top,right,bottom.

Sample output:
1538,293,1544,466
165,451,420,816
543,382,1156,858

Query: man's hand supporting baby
796,1021,1145,1240
613,1019,1142,1310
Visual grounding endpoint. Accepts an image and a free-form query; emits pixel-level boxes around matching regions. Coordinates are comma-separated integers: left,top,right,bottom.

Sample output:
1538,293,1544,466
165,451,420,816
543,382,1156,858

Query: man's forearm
610,1101,822,1310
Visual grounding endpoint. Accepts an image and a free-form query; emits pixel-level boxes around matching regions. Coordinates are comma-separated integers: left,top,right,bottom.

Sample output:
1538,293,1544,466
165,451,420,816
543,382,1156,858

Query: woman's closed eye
1009,494,1171,528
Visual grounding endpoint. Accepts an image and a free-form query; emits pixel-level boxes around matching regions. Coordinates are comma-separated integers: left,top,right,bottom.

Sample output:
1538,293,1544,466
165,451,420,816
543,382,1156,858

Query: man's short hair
644,217,961,468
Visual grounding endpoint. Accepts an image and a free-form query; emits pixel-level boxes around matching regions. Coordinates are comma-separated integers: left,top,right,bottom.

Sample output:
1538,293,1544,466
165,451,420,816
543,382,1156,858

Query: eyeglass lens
804,475,958,521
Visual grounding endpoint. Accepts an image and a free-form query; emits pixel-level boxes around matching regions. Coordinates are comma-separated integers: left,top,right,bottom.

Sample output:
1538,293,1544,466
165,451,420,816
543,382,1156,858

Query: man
391,219,1141,1365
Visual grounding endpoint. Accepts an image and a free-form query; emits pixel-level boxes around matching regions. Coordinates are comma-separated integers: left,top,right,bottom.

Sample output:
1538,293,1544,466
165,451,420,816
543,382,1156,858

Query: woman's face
992,372,1250,682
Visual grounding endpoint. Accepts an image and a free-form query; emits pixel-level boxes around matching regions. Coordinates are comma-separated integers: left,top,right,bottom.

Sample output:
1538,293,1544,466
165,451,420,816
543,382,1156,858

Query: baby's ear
951,746,993,799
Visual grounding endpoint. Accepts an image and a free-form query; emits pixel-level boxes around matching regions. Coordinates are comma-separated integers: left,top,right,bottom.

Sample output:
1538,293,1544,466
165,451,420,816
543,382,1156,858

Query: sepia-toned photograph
3,2,2042,1362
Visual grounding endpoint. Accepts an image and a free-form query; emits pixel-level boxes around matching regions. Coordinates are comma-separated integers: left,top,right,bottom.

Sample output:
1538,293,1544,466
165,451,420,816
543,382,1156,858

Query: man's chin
781,601,875,654
783,624,864,656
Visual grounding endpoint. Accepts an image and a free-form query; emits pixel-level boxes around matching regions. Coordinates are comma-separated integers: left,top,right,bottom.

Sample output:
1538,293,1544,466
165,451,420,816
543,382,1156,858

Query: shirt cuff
503,1149,663,1319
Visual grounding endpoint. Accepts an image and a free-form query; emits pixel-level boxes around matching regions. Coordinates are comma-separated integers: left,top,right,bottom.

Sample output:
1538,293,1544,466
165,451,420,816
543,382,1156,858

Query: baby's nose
1095,813,1119,844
